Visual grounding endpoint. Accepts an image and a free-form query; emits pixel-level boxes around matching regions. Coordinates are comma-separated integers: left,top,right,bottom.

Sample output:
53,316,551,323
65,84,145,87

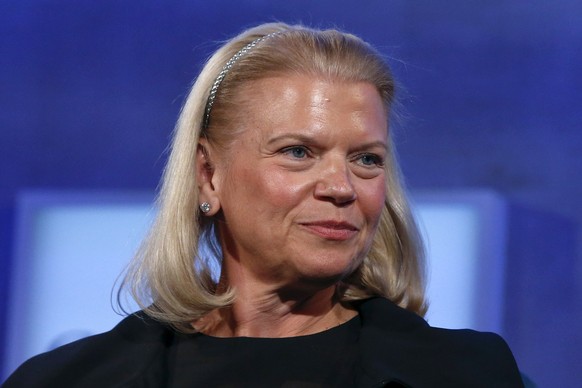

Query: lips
299,220,359,241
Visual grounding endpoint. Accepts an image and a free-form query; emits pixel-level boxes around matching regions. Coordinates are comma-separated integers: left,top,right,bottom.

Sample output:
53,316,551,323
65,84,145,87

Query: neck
193,275,356,338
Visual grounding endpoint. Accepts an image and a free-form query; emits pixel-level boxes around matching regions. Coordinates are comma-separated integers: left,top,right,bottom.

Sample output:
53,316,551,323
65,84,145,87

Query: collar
355,297,427,387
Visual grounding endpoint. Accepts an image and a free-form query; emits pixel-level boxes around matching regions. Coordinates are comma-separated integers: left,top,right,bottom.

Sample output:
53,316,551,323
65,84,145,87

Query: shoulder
3,312,173,388
356,298,523,387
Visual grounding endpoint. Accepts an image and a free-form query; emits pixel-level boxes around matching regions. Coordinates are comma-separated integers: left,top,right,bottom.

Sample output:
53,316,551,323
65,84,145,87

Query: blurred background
1,1,580,386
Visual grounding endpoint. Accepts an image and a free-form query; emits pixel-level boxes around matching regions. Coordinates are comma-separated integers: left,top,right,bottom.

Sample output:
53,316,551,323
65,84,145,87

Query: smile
299,221,359,241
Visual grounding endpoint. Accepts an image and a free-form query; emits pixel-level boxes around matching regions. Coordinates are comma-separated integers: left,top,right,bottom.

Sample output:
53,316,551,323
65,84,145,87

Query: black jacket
4,298,524,387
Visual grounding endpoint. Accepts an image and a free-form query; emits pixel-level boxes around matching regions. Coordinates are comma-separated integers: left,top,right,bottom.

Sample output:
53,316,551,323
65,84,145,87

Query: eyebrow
267,134,315,145
267,133,388,150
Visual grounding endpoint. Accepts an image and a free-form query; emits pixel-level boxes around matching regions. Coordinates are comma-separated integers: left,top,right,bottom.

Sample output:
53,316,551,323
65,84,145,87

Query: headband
202,32,281,130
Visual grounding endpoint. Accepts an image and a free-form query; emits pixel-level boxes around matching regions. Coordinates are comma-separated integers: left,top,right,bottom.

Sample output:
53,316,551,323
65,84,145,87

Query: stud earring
199,202,211,213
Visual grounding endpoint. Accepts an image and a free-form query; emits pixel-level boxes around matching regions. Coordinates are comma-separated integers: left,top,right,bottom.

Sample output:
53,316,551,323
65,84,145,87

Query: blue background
1,1,581,386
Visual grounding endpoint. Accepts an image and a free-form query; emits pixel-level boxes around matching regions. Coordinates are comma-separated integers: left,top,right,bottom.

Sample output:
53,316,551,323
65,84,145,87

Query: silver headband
202,32,280,130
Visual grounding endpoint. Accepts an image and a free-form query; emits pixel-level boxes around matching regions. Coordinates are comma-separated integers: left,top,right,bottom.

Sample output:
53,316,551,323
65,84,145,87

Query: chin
292,258,359,288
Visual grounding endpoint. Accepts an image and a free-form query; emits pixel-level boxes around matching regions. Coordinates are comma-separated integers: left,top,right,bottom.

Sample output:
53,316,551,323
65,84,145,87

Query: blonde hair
120,22,427,331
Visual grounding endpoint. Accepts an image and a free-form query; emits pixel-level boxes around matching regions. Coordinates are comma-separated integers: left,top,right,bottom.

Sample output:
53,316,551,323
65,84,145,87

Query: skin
196,75,388,337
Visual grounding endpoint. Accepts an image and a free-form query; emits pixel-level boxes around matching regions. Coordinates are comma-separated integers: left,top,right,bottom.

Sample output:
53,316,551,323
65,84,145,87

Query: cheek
257,169,313,209
360,178,387,223
221,165,312,224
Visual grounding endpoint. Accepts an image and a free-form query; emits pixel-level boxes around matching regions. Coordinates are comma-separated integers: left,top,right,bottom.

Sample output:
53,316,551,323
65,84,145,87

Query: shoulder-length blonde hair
120,22,427,331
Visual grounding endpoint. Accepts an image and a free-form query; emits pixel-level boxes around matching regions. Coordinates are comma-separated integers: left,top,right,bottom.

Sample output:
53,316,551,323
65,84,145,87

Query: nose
314,158,357,205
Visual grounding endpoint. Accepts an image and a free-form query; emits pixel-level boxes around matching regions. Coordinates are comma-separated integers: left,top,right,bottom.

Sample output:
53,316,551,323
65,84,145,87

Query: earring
199,202,211,213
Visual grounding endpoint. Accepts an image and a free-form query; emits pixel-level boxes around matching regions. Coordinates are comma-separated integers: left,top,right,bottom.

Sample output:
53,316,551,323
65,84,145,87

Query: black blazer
4,298,524,387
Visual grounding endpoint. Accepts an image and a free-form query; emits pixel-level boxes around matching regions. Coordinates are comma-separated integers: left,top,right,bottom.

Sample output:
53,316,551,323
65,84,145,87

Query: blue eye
357,153,384,167
284,146,308,159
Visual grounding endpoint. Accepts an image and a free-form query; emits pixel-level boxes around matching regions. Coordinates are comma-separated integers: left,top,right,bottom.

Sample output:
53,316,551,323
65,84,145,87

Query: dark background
1,1,581,386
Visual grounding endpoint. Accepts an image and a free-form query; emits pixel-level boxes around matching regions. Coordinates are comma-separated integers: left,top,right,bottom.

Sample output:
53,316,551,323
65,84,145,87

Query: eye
355,153,384,167
282,146,309,159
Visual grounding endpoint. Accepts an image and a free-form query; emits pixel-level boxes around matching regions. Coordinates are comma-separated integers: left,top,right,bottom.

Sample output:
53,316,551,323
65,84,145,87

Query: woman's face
211,75,388,291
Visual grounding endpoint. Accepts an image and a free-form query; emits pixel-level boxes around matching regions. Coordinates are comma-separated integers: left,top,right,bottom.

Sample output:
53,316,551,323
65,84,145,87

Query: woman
5,23,524,387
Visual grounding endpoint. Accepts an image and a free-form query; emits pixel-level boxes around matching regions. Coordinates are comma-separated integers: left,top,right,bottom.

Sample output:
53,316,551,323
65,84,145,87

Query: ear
196,139,221,216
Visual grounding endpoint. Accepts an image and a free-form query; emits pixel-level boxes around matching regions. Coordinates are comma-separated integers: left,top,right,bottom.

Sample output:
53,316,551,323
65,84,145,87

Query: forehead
237,75,387,131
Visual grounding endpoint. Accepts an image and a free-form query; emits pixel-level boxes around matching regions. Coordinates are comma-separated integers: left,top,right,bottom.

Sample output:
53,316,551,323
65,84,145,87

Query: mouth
299,220,359,241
